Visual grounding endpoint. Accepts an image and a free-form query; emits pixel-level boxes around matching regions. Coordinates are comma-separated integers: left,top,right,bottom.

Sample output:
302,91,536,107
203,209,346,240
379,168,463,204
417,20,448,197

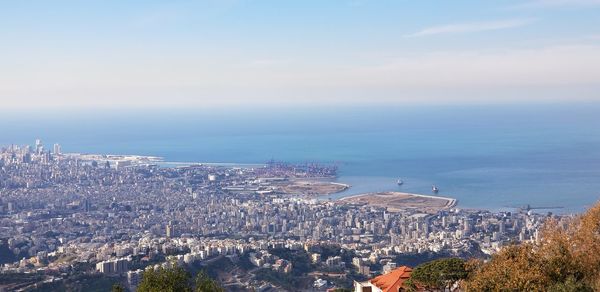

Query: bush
465,202,600,291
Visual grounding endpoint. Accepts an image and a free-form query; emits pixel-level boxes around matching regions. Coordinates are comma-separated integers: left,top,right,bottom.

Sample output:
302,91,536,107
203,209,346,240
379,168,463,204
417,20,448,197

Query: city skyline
0,139,547,290
2,0,600,109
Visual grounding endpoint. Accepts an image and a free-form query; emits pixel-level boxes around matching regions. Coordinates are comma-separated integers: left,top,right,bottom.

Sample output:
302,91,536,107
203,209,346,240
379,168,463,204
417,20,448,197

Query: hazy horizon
2,0,600,109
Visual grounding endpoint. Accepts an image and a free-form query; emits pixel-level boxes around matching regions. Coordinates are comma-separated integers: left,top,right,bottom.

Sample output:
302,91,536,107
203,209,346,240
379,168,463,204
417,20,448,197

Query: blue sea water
2,103,599,214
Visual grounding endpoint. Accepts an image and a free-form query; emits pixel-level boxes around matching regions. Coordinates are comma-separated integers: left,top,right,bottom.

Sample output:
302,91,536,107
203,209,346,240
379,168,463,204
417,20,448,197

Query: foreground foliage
194,270,225,292
464,202,600,291
409,258,468,290
137,266,224,292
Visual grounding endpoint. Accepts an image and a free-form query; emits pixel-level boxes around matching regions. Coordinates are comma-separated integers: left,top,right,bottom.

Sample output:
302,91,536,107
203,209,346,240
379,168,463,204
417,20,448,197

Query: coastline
159,161,266,168
55,153,578,214
69,154,454,209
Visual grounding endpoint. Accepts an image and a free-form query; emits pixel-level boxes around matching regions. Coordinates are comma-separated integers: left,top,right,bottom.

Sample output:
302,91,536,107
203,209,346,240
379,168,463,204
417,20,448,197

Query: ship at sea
397,179,403,186
432,185,439,194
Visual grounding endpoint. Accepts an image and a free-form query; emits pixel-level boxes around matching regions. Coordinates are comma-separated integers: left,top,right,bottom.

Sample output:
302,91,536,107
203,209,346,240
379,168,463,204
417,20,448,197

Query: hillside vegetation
409,202,600,291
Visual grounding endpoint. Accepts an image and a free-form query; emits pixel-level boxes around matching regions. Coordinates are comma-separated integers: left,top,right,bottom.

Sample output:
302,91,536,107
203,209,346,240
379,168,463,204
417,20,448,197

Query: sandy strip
340,191,458,212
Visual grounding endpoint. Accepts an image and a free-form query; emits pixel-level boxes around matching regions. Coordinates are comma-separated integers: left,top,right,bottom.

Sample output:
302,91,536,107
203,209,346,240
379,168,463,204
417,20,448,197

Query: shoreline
58,154,573,214
160,161,266,168
68,154,455,209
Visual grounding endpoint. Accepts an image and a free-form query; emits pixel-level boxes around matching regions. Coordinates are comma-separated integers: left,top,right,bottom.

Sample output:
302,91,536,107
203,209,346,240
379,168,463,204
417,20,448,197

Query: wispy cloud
405,18,536,37
2,42,600,108
516,0,600,8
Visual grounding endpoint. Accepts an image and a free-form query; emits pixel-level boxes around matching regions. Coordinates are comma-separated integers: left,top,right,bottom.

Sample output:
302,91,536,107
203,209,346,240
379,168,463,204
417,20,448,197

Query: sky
1,0,600,109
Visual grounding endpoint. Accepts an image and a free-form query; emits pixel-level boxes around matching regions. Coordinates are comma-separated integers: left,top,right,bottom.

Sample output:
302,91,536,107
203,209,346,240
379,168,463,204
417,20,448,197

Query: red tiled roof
369,266,412,292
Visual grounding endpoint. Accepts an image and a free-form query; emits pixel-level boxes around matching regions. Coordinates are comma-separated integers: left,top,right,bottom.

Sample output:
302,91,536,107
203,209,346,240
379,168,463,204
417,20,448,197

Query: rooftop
369,266,412,292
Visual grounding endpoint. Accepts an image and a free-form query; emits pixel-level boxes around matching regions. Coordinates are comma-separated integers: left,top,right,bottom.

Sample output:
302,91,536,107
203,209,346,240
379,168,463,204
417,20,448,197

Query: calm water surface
2,103,599,213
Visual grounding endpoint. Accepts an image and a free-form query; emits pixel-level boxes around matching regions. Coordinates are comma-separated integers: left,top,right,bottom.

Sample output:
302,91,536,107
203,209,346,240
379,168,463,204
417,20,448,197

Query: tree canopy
111,283,126,292
137,266,192,292
409,258,468,290
137,266,223,292
195,270,225,292
464,202,600,291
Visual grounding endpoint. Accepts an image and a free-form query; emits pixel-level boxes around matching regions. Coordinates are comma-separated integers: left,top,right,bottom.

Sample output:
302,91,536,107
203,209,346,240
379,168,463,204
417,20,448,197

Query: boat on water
397,179,404,186
432,185,439,194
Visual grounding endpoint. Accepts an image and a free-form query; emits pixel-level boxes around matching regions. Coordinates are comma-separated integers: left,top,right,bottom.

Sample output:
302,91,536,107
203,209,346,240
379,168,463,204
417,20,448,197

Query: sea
2,102,600,214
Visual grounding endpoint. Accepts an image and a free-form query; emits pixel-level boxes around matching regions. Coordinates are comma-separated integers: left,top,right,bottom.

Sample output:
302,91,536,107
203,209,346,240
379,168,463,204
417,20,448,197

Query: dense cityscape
0,140,561,291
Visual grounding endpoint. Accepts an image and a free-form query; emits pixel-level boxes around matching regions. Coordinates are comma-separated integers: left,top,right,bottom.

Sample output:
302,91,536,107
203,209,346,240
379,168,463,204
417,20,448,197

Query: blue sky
1,0,600,109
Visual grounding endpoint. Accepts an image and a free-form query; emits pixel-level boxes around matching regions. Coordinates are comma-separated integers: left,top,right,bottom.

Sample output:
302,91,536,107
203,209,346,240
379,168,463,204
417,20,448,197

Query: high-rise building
463,218,473,236
84,199,91,212
166,224,175,238
53,143,61,155
96,258,128,274
96,261,114,274
114,258,129,274
127,269,144,289
498,220,506,234
35,139,43,154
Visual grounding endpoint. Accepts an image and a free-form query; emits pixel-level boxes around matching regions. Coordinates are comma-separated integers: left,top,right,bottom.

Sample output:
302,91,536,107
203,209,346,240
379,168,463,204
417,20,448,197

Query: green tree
195,270,224,292
548,276,594,292
137,266,192,292
410,258,468,290
111,283,126,292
